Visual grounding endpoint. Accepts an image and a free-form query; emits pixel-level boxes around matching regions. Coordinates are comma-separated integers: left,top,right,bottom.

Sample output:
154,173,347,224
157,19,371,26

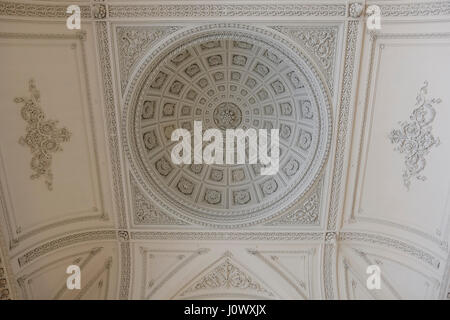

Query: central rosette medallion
213,102,242,130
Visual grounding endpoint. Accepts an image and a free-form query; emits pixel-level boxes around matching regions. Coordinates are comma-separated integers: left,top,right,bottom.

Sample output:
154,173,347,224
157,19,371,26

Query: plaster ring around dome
123,24,332,228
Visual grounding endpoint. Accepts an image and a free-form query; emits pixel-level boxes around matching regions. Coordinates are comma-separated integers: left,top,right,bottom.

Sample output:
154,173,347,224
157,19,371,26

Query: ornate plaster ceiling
124,25,331,227
0,0,449,301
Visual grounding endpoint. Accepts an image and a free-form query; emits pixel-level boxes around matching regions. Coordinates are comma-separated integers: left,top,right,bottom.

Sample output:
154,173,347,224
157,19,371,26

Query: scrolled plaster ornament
14,79,71,190
389,81,442,190
181,257,273,297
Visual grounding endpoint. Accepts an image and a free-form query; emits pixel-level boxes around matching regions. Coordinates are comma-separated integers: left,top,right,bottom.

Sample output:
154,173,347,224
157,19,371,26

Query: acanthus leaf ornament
271,26,337,95
180,253,273,297
14,79,71,190
388,81,442,190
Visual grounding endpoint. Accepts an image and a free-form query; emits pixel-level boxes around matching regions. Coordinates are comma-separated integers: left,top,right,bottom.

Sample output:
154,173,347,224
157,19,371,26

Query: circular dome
124,25,331,227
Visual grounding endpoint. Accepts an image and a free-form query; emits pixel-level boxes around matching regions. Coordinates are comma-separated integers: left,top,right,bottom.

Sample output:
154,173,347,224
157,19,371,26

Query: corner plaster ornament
271,26,337,94
123,24,331,228
130,176,187,225
388,81,442,190
116,26,181,94
266,176,323,225
349,3,364,18
14,79,71,190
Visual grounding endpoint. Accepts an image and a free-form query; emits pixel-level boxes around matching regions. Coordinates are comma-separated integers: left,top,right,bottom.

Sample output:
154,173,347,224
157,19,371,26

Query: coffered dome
124,24,332,227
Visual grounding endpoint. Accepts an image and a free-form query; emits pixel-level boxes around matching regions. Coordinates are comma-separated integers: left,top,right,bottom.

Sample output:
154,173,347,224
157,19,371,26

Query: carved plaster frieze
327,20,359,231
0,1,91,18
108,4,346,18
339,232,441,269
131,231,324,241
379,1,450,16
96,22,128,228
17,230,116,267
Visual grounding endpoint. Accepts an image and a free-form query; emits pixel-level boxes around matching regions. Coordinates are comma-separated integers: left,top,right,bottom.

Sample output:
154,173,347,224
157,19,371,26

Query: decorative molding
119,241,131,300
0,1,91,18
0,1,448,20
354,216,448,250
339,232,441,269
131,231,324,241
379,1,450,17
14,79,71,190
439,251,450,299
348,3,364,18
17,230,116,267
325,231,338,243
130,175,188,226
0,32,86,41
323,243,336,299
117,230,129,242
0,249,12,300
108,4,347,18
271,26,338,95
327,20,359,231
389,81,442,190
96,22,127,229
116,26,182,94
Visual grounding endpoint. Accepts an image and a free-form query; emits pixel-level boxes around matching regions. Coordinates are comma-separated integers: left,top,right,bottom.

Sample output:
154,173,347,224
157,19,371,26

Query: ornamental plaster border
2,1,449,20
96,21,128,229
